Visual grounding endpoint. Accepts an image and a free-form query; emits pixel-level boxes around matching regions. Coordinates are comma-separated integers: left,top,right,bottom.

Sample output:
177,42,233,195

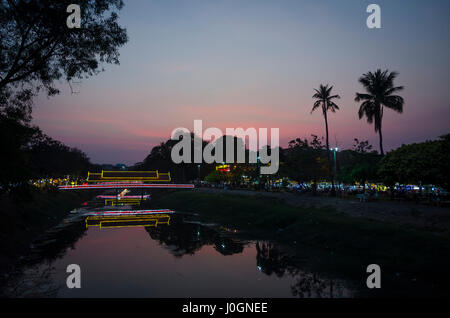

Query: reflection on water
145,218,245,257
255,242,349,298
86,214,172,229
2,213,353,298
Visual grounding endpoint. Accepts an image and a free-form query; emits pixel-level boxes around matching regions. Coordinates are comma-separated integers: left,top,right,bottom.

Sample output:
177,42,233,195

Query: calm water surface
5,213,353,298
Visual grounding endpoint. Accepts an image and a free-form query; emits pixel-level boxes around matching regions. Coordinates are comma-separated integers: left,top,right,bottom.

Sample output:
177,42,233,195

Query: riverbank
198,188,450,234
152,190,450,297
0,188,89,286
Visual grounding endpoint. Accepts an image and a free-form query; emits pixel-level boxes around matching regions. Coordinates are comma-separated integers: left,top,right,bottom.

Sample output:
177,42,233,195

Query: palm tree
355,69,404,156
311,84,340,190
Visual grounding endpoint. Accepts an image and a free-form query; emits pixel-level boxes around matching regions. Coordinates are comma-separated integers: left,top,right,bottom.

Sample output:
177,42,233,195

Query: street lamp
257,156,261,188
332,148,339,190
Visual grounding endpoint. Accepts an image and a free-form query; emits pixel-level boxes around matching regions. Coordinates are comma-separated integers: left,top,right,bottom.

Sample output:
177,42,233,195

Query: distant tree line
0,114,96,194
134,133,450,191
283,134,449,190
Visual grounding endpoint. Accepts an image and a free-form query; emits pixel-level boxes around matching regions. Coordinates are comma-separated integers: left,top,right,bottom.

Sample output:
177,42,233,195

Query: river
3,211,353,298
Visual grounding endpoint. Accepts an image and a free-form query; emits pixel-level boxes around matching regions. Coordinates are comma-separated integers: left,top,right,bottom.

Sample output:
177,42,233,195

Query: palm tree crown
311,84,340,152
355,69,404,155
311,84,340,116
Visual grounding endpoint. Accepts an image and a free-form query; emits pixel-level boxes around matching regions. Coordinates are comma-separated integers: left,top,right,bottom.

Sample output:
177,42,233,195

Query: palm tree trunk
378,105,385,156
324,110,329,153
379,127,384,156
324,109,335,192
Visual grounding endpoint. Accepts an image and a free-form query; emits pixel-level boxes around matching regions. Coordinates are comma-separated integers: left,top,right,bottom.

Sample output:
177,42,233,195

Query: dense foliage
135,133,450,191
378,134,450,188
0,0,127,105
0,1,127,194
0,115,95,193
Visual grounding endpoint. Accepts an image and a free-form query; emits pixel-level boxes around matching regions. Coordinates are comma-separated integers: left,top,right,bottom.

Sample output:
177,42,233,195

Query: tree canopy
378,134,450,188
0,1,127,193
0,0,128,121
355,69,404,155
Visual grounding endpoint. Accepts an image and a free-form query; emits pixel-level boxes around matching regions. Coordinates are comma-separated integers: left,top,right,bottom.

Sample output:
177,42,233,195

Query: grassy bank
153,190,450,297
0,188,90,280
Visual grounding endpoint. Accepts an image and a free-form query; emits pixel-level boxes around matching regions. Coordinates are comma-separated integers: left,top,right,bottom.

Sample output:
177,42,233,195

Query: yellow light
85,214,171,229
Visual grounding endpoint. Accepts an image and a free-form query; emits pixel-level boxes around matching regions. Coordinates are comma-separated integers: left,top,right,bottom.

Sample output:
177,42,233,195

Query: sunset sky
33,0,450,165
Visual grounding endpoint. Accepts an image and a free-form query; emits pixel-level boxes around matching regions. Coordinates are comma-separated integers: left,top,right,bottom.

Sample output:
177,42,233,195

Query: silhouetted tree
282,135,328,194
0,113,38,193
352,138,374,154
0,0,128,120
27,134,93,178
335,139,381,188
355,69,404,156
0,1,128,192
134,133,214,182
378,134,450,189
311,84,340,190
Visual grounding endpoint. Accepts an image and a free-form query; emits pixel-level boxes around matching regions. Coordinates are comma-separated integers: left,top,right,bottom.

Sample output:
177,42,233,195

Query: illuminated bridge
59,183,194,190
58,170,195,190
60,171,188,220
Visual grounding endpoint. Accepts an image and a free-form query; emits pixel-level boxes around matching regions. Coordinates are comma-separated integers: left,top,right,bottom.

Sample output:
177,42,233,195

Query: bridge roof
87,171,171,182
102,171,158,178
